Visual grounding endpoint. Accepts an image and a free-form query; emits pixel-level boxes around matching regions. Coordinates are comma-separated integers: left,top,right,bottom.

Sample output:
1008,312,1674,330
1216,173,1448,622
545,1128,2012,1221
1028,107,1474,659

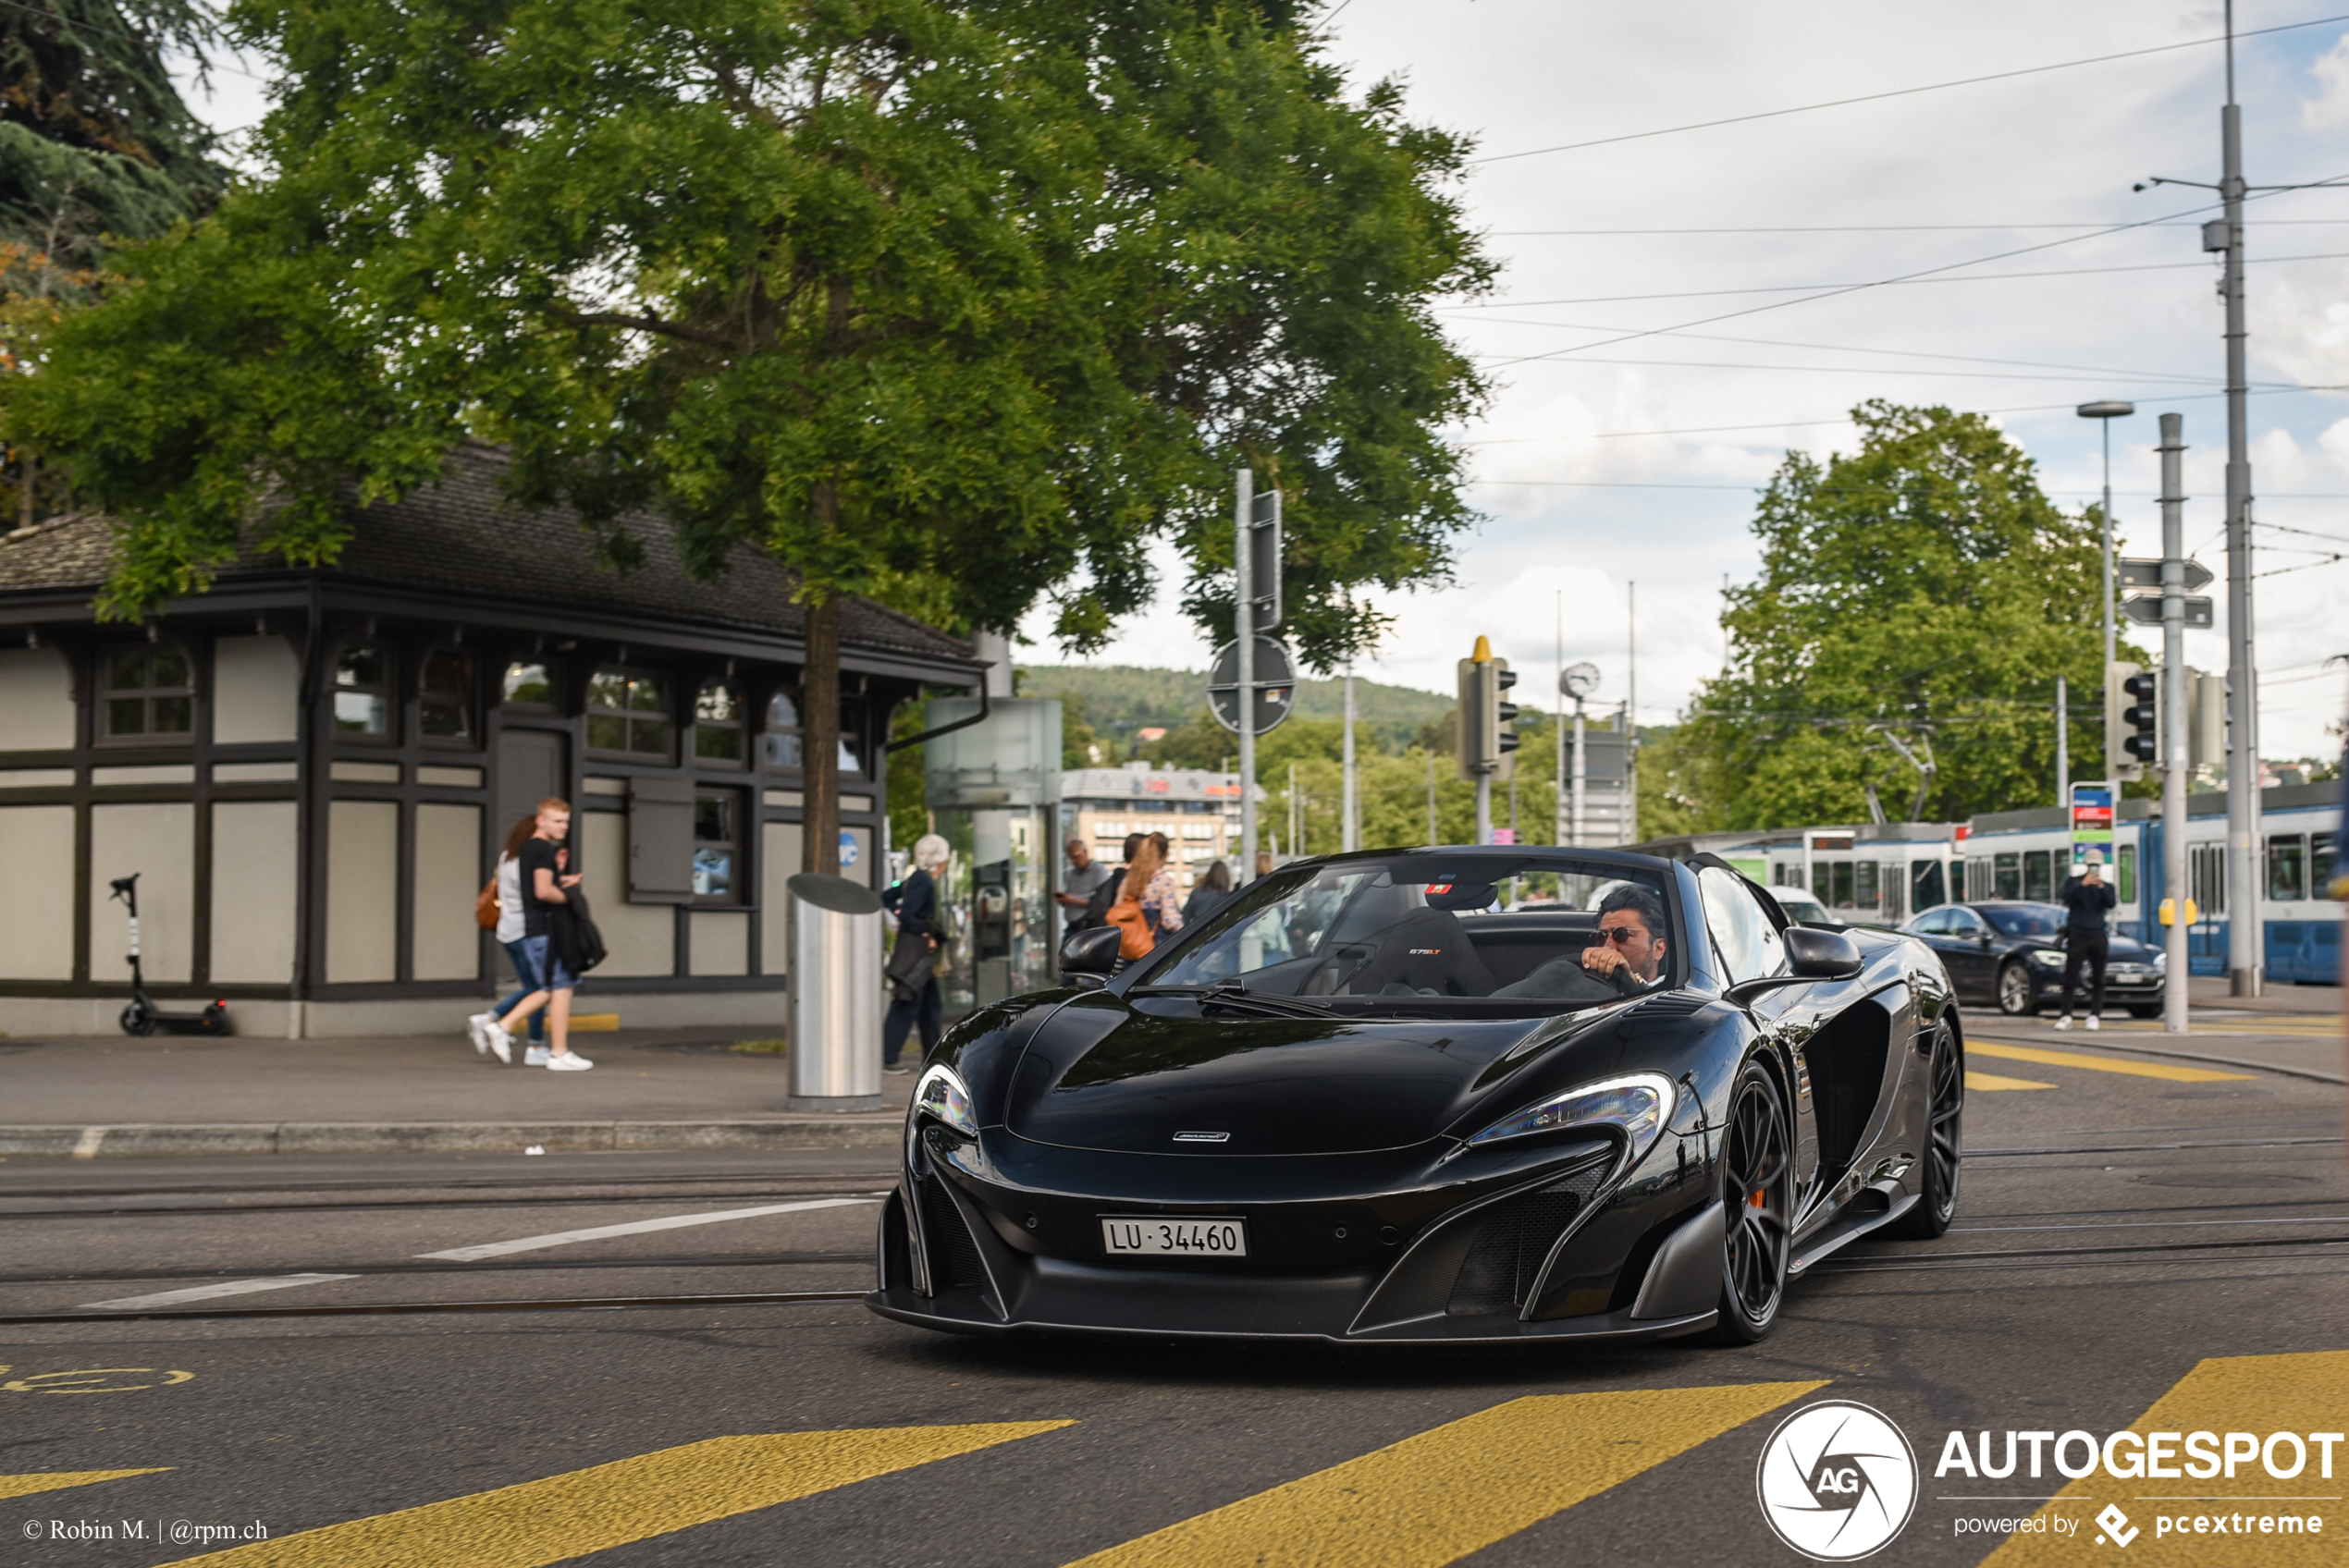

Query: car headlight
2028,949,2065,968
1465,1072,1677,1162
2151,951,2168,971
913,1063,978,1138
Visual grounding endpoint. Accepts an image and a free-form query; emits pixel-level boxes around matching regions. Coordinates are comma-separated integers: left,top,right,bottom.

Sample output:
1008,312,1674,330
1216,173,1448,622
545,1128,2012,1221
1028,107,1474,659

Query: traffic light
1456,637,1519,782
2104,662,2145,782
2122,670,2160,768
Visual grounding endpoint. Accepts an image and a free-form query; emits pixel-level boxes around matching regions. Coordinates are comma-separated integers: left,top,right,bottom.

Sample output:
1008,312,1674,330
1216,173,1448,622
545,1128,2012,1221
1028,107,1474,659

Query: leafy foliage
8,0,1491,871
1669,402,2126,829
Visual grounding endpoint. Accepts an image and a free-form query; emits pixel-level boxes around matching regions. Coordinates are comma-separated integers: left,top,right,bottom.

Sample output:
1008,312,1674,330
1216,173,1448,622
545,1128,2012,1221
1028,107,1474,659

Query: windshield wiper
1198,983,1339,1020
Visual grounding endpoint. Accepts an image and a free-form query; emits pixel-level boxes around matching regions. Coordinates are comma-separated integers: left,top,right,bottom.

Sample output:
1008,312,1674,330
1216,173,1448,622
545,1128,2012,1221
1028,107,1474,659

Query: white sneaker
523,1046,551,1066
483,1020,513,1064
546,1051,593,1072
2053,1016,2072,1031
2084,1014,2100,1032
467,1011,494,1055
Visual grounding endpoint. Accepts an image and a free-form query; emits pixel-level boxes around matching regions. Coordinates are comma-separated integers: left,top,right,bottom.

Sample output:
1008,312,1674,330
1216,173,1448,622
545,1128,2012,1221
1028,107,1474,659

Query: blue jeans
497,938,545,1041
518,935,576,994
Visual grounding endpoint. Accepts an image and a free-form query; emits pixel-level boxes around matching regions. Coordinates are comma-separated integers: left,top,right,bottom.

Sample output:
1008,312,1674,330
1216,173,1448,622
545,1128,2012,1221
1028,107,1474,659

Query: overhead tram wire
1468,11,2349,165
1476,174,2349,374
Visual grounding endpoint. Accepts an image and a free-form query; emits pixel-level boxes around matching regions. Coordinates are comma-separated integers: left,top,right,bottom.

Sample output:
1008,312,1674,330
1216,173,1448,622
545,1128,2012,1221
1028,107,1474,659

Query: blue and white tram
1962,781,2339,985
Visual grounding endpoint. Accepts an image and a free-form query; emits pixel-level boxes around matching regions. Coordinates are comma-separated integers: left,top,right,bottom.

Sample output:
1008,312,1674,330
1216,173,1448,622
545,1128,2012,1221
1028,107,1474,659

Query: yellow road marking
1965,1070,2056,1091
1984,1351,2349,1565
1062,1382,1826,1568
1969,1041,2254,1083
0,1468,171,1501
161,1422,1070,1567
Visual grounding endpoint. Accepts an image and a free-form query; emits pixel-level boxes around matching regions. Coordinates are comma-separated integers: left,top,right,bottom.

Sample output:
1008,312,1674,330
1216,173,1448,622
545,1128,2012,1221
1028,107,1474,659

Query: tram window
2189,843,2227,917
2117,844,2136,903
2315,832,2337,897
1912,859,1947,913
2022,851,2052,902
1993,853,2021,900
2267,835,2307,902
1854,862,1878,910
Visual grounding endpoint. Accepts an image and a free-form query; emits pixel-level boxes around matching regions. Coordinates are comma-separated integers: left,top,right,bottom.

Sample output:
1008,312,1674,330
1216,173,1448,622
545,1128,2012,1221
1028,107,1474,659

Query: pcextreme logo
1756,1400,1920,1561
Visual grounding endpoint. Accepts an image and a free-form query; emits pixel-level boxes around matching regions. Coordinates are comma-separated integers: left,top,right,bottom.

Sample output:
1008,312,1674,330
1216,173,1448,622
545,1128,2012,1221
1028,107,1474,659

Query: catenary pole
2055,674,2069,808
1236,469,1256,886
2158,413,2192,1035
1342,656,1359,852
1625,582,1639,845
2220,4,2262,995
1554,591,1565,846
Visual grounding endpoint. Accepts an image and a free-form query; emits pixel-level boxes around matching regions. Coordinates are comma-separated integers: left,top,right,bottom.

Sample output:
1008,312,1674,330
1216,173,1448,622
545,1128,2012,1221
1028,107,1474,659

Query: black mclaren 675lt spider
867,847,1963,1346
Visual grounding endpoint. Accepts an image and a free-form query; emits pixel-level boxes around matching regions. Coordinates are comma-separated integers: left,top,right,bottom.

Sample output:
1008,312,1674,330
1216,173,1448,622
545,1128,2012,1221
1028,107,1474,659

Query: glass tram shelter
920,696,1062,1020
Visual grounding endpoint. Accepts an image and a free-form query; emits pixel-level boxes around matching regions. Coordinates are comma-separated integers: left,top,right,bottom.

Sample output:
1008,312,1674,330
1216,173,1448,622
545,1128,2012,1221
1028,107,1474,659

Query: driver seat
1340,907,1501,997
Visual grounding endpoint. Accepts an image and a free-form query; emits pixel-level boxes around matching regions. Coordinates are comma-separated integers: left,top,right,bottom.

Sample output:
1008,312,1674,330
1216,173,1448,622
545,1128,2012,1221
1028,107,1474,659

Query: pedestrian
469,815,548,1065
483,797,594,1070
1256,850,1274,879
1183,858,1234,925
1056,836,1112,931
881,834,950,1074
2054,853,2118,1032
1085,832,1145,931
1140,831,1185,940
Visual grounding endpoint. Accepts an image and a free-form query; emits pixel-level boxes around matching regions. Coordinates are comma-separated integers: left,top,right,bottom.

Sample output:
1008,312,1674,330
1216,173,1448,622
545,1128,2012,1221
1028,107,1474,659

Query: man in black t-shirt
486,798,595,1070
2055,857,2119,1032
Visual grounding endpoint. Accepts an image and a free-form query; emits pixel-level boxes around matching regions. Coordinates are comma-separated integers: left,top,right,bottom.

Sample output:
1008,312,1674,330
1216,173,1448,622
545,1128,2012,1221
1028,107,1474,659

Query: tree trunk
802,589,842,876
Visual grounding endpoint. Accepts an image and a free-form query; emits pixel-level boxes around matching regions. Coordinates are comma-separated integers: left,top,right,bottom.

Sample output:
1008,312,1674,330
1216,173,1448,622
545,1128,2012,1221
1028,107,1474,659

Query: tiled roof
0,442,973,665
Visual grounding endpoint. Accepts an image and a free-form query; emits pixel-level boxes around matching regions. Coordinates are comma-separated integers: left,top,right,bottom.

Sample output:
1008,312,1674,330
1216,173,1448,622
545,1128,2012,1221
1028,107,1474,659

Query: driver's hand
1582,944,1625,975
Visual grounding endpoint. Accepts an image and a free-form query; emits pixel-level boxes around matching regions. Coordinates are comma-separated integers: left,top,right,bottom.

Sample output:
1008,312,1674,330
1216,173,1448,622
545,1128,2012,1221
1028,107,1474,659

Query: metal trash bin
786,872,884,1111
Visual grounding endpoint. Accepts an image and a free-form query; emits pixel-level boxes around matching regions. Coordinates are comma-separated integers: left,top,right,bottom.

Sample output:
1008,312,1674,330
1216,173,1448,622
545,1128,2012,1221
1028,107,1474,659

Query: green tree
3,0,226,524
1672,402,2123,829
8,0,1490,872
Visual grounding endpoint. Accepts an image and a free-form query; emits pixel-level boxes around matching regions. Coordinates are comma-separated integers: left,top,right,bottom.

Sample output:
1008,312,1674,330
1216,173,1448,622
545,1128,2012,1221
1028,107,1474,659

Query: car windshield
1132,853,1679,1011
1981,903,2065,937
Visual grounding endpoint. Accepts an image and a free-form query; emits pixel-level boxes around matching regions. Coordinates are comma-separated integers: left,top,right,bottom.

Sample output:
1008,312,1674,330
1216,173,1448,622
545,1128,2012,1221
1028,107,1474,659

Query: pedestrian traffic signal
2122,670,2159,766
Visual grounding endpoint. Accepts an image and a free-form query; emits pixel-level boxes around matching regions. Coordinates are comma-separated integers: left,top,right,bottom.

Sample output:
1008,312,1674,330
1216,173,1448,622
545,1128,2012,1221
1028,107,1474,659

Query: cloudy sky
176,3,2349,756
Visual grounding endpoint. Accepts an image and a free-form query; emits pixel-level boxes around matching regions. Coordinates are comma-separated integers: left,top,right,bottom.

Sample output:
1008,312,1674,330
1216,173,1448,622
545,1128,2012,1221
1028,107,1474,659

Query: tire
2127,1003,2163,1019
1704,1058,1793,1344
119,1001,156,1037
1886,1017,1962,1239
1995,962,2038,1016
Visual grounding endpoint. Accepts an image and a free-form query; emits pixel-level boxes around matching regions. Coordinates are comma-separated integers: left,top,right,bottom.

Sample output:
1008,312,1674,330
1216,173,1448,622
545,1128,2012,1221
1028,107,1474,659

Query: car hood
1002,995,1546,1157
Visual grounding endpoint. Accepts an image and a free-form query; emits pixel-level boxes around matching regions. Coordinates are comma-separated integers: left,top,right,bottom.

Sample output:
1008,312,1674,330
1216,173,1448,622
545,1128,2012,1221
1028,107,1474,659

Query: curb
0,1118,904,1158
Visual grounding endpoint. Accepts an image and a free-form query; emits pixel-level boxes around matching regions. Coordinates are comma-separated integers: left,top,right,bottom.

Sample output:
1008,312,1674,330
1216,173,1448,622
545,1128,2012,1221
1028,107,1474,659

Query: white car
1773,890,1834,925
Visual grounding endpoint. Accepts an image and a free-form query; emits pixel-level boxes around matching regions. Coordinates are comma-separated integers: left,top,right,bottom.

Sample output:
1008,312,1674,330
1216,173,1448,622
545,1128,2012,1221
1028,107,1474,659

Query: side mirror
1060,925,1124,978
1725,925,1864,1005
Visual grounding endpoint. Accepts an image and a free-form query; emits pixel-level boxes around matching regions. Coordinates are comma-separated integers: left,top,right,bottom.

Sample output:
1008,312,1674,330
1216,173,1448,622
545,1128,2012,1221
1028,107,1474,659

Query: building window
836,702,865,776
335,643,393,738
2267,834,2307,902
695,681,745,766
100,646,192,741
501,661,555,709
761,692,803,768
693,791,739,900
586,669,671,756
419,649,475,743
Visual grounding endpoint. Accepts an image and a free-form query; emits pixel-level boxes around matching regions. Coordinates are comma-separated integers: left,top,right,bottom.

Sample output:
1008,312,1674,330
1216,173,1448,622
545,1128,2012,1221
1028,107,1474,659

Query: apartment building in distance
1060,763,1244,889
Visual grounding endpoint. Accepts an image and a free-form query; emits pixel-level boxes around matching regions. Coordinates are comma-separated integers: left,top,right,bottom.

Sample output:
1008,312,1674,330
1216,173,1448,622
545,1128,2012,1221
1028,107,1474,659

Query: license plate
1100,1216,1248,1257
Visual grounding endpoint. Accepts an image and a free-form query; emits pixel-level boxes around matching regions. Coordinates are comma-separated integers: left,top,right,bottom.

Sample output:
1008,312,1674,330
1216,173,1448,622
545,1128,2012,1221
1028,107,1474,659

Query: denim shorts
520,934,576,991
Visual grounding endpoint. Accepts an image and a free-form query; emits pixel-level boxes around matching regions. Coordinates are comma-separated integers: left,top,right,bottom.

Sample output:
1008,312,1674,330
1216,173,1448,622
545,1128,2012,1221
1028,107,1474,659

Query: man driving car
1580,885,1669,991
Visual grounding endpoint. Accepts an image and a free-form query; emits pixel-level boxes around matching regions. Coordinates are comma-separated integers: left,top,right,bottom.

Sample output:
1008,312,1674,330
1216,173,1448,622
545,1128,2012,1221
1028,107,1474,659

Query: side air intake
1446,1164,1613,1317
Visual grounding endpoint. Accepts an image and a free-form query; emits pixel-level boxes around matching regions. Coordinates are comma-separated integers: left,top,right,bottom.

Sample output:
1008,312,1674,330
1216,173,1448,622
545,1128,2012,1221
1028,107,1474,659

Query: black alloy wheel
1887,1017,1962,1239
1707,1059,1792,1343
1995,962,2038,1016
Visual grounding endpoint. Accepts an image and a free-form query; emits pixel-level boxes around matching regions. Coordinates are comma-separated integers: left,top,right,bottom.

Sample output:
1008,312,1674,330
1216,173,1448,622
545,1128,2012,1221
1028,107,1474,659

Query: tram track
0,1250,869,1289
0,1184,895,1221
0,1287,871,1328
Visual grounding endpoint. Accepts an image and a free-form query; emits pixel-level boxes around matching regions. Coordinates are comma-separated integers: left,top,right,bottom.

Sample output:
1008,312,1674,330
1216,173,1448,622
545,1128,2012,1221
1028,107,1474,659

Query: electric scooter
108,874,231,1036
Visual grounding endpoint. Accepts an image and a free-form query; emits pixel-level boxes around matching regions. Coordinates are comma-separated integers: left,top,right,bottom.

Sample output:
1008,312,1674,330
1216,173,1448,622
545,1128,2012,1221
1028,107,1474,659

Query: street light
2077,400,2135,679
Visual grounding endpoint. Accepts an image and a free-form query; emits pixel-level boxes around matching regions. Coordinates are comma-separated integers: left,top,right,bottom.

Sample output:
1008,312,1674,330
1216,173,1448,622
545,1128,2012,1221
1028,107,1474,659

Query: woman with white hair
879,833,951,1073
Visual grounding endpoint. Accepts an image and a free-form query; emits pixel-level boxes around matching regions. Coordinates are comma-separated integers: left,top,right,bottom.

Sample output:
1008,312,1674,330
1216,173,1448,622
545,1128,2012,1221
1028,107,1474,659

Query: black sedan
867,847,1964,1347
1901,901,2166,1017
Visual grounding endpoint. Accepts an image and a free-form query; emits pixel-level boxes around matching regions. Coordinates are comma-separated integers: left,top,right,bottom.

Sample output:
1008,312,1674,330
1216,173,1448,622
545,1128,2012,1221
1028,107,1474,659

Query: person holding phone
2055,855,2118,1031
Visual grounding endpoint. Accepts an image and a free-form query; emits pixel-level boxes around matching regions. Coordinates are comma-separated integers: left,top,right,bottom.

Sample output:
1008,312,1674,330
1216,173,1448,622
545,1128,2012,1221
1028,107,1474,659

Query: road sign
2121,594,2214,628
1207,636,1296,735
2118,557,2214,593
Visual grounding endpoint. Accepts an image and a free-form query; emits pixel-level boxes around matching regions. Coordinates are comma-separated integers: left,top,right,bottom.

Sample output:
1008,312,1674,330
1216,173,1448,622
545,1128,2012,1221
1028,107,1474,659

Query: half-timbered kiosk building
0,444,980,1036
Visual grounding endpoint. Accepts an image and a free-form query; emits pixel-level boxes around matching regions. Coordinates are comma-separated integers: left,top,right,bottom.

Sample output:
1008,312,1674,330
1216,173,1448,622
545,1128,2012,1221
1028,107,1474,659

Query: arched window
586,668,671,756
334,643,393,738
99,645,192,741
419,649,476,742
695,681,744,765
501,660,555,709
